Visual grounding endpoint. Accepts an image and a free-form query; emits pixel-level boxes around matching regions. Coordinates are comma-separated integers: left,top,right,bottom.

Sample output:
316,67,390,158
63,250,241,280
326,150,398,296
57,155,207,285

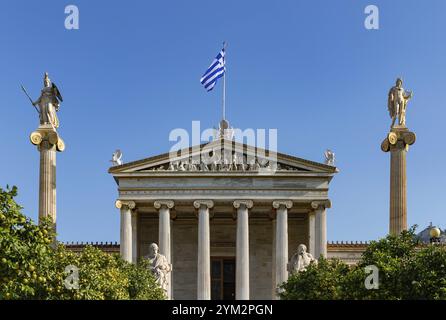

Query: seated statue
145,243,172,295
287,244,317,274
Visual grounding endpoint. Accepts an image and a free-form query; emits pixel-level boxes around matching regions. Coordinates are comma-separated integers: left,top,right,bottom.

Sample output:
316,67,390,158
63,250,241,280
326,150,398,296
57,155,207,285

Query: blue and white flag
200,47,225,92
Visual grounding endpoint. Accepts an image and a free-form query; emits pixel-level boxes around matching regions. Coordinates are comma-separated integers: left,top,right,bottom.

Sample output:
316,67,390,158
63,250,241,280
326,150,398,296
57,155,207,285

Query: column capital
381,128,416,153
233,200,253,209
193,200,214,209
311,200,331,210
115,200,136,210
154,200,175,210
272,200,293,210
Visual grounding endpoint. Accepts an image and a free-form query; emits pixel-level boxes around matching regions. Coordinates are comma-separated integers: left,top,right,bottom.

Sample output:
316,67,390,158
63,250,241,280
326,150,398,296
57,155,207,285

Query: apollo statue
287,244,317,274
26,72,63,129
145,243,172,295
388,78,413,128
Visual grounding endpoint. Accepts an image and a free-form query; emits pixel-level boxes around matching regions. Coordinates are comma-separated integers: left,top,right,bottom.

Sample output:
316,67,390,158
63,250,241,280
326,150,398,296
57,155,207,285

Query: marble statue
32,72,63,129
388,78,413,128
324,149,335,166
111,149,123,166
287,244,317,274
150,154,306,172
200,160,209,171
146,243,171,294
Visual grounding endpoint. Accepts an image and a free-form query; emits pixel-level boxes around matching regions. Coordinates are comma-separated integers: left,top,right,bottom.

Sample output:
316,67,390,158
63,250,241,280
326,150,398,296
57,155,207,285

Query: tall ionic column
131,210,138,264
233,200,253,300
30,126,65,232
154,200,175,299
272,200,292,293
312,201,331,258
194,200,214,300
308,210,316,257
115,200,135,263
381,128,416,235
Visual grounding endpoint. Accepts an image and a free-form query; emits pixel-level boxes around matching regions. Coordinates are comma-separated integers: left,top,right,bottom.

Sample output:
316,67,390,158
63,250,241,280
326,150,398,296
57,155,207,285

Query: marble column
233,200,253,300
115,200,135,263
131,210,138,264
312,201,330,258
194,200,214,300
38,140,56,225
154,200,174,299
381,128,416,235
30,125,65,234
308,210,316,257
272,200,292,292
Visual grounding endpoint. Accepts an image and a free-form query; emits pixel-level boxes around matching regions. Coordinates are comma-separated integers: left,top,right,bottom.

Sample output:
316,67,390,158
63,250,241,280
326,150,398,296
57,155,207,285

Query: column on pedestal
312,201,330,258
233,200,253,300
390,145,407,234
115,200,135,263
272,200,293,292
194,200,214,300
381,129,416,235
154,200,175,299
38,140,57,225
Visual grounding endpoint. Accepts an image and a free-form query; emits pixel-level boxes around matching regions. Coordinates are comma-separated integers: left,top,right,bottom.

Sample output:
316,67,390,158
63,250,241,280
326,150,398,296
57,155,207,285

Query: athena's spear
20,84,40,114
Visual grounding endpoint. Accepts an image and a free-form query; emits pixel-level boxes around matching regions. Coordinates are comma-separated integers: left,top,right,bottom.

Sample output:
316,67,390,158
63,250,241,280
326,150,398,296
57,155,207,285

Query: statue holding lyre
387,78,413,128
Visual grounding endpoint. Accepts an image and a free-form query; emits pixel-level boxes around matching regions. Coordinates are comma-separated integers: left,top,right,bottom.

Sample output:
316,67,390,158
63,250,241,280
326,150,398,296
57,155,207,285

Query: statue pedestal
381,126,416,235
30,124,65,233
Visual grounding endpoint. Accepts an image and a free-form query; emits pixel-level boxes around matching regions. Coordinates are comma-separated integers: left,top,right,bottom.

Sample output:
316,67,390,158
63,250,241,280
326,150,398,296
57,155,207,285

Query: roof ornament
324,149,335,166
215,119,234,140
111,149,123,166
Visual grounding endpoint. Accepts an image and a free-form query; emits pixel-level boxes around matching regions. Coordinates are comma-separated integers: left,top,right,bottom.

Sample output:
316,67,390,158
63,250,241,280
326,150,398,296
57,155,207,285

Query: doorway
211,257,236,300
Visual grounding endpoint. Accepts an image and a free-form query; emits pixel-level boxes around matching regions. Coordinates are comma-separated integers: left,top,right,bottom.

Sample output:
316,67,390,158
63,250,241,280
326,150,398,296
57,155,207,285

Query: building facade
109,138,338,300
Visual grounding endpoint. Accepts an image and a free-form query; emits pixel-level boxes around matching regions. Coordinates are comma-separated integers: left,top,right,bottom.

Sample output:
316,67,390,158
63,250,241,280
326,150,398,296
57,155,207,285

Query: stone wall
138,215,308,300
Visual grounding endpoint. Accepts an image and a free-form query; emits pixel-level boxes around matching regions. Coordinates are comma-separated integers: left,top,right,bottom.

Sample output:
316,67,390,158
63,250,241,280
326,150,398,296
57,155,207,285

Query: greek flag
200,47,225,92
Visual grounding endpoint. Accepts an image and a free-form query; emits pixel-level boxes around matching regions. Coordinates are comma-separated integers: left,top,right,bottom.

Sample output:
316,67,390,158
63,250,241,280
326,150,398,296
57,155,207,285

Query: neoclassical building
109,137,338,300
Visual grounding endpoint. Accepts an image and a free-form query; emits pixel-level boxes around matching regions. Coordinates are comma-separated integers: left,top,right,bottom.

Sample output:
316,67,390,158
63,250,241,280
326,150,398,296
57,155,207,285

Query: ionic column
233,200,253,300
154,200,174,299
381,129,416,235
131,210,138,264
194,200,214,300
312,201,331,258
38,140,57,226
308,210,316,256
115,200,135,263
30,127,65,236
272,200,292,291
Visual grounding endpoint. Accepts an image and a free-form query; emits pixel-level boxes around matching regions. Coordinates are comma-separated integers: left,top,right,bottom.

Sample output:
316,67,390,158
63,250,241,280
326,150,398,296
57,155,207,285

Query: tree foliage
280,227,446,300
0,186,165,300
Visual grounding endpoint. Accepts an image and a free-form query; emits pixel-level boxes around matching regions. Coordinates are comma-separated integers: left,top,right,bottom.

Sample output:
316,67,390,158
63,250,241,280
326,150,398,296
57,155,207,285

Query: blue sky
0,0,445,242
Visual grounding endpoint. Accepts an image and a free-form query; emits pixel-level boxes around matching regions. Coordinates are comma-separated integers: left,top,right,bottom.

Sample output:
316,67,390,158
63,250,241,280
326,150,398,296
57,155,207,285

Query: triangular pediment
109,139,337,175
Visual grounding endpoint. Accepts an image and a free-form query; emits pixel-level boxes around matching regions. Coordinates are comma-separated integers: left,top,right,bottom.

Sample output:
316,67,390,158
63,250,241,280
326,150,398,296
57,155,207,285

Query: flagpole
222,41,227,121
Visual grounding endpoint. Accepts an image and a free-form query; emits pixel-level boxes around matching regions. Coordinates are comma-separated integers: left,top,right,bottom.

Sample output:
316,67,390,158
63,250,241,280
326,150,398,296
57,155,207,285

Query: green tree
280,258,350,300
0,186,164,300
280,227,446,300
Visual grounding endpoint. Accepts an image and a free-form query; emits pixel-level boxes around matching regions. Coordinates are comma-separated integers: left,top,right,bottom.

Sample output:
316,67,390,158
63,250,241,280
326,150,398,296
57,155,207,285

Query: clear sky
0,0,445,242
